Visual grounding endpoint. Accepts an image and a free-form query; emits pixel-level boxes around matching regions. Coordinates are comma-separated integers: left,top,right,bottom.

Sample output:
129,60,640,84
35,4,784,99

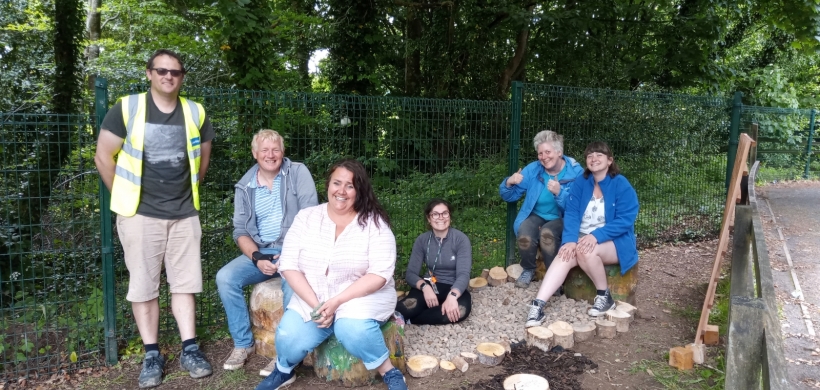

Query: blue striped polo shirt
251,171,283,244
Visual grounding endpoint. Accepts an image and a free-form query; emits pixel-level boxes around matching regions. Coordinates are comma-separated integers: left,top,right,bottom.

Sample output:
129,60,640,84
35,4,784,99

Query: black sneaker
525,299,546,328
255,364,296,390
179,344,213,379
382,367,408,390
515,268,535,288
588,289,616,316
138,351,165,389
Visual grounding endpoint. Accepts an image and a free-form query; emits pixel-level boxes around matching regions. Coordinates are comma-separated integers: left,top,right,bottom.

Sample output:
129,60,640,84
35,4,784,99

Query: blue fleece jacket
499,156,585,235
561,173,640,274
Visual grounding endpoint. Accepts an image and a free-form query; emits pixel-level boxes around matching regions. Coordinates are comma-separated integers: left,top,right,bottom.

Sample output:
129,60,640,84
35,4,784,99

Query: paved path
759,182,820,389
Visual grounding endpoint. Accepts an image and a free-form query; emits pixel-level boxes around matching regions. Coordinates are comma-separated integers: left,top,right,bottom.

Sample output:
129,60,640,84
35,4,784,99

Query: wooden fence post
725,296,765,390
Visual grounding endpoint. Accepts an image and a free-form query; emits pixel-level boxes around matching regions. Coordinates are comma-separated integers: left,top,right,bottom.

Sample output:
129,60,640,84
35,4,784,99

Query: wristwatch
420,283,428,290
449,291,458,298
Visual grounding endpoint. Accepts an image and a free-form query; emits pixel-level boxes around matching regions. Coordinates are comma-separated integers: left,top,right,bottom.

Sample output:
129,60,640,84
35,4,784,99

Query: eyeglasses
429,211,450,219
150,68,186,77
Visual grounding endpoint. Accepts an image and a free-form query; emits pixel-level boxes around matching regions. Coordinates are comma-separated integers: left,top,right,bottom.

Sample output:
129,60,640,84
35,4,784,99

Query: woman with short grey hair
498,130,584,289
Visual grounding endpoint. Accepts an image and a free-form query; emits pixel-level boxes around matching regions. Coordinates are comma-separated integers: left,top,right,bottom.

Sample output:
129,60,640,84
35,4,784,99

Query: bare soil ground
5,240,726,390
758,181,820,389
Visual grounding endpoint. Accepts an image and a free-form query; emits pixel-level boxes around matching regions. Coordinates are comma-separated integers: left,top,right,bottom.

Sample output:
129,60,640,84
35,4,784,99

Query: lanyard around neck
424,231,444,276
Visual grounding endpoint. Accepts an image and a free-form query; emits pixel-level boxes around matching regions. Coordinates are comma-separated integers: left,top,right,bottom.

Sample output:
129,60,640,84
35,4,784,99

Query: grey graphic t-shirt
100,92,215,219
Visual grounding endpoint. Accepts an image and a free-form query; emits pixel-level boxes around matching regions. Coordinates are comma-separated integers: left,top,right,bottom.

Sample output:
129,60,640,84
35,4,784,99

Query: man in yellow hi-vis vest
94,49,214,388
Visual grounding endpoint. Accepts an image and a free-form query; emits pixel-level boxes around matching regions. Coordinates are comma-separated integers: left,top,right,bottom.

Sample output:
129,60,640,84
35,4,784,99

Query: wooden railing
724,161,790,389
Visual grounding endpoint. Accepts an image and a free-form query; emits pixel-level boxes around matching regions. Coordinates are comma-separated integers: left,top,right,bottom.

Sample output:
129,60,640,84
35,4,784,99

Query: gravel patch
403,282,592,361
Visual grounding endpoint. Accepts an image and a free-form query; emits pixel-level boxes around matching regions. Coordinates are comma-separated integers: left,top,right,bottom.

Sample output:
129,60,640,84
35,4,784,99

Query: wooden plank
730,206,754,298
725,296,765,390
694,133,755,345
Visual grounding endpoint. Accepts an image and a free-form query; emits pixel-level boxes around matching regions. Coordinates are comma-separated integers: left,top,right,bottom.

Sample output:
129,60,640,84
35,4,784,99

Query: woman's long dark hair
325,159,391,229
583,141,621,179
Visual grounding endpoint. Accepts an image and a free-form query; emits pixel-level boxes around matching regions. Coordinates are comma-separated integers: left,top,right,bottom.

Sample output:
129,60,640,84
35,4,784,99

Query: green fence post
505,81,523,267
804,109,816,179
726,91,743,190
95,77,117,365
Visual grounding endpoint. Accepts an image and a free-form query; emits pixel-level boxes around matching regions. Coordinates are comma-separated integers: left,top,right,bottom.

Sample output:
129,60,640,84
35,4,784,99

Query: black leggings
396,282,472,325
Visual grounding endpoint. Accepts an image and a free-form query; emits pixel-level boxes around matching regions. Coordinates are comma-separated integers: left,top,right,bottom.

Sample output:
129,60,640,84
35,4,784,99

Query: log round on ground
407,355,439,378
615,300,637,318
506,264,523,282
547,321,574,349
595,319,617,339
460,352,478,364
480,269,490,279
488,267,508,287
606,309,631,333
525,326,554,352
503,373,550,390
572,322,596,343
440,360,456,371
476,342,506,366
451,356,469,372
469,277,488,292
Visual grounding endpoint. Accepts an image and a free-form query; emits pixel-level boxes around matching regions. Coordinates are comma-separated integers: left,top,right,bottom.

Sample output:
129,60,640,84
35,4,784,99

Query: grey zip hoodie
232,157,318,248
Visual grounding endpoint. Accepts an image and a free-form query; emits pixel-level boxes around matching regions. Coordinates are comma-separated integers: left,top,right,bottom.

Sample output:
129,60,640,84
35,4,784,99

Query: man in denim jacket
216,129,318,374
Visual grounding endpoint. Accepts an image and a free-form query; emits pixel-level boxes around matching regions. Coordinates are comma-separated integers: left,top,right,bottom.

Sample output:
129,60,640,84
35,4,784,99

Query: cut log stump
488,267,508,287
506,264,523,283
469,277,488,292
615,300,637,318
503,374,550,390
669,346,694,370
547,321,574,349
476,343,506,366
563,264,638,305
250,278,286,358
451,356,469,372
440,360,456,371
407,355,439,378
606,309,631,333
460,352,478,364
595,319,617,339
572,322,596,343
313,320,406,386
525,326,553,352
480,269,490,279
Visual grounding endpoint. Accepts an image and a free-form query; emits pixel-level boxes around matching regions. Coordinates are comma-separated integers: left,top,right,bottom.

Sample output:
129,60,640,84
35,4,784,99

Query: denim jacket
232,158,318,249
499,155,584,235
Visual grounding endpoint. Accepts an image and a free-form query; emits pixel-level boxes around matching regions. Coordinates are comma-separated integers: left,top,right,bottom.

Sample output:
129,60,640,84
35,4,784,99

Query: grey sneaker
138,351,165,388
259,358,277,377
180,344,213,379
525,299,547,328
223,346,254,370
515,268,535,288
588,289,616,317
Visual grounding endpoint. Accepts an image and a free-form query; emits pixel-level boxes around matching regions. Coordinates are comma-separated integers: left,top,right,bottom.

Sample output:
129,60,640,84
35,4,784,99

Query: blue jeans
517,214,563,271
274,310,390,373
216,247,293,348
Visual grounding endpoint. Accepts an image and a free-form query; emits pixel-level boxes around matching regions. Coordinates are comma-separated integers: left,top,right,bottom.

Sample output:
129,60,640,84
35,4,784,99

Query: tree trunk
404,6,422,96
85,0,102,94
496,5,533,98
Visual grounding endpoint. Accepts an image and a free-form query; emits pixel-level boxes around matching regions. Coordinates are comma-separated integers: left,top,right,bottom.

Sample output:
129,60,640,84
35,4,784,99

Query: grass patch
632,352,725,390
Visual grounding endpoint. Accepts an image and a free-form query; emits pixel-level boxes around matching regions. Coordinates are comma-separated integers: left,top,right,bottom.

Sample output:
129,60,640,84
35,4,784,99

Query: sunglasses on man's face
150,68,185,77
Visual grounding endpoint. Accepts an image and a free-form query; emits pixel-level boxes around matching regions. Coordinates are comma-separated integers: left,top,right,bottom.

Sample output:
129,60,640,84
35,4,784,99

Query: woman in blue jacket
499,130,584,288
525,141,639,327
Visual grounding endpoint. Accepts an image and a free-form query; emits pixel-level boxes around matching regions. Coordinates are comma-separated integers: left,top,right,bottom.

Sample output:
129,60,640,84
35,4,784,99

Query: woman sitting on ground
525,141,639,328
396,199,472,324
499,130,584,289
256,159,407,390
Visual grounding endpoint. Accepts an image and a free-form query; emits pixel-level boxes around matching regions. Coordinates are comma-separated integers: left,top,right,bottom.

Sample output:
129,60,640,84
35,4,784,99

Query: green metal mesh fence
0,113,105,376
740,106,818,182
518,83,731,245
106,86,512,341
6,80,812,377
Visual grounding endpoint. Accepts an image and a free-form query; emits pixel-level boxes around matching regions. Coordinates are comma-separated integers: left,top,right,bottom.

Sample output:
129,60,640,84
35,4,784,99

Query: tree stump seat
250,278,286,358
563,264,638,305
312,319,406,387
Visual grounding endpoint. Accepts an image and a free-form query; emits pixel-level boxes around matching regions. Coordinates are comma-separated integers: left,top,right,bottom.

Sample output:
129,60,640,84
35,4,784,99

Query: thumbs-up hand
506,168,524,187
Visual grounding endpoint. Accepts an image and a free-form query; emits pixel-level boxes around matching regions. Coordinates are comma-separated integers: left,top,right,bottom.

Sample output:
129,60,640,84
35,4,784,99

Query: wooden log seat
313,319,406,387
250,278,286,358
563,264,638,305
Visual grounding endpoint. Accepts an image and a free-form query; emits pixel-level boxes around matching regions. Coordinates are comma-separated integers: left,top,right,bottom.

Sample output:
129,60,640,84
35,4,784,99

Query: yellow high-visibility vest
110,93,206,216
